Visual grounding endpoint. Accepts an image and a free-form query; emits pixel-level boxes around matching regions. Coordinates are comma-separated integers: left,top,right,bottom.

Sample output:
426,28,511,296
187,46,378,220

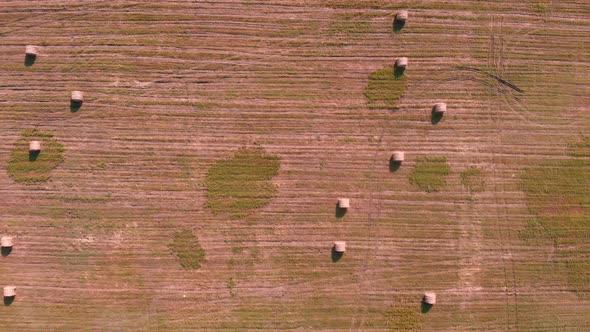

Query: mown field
0,0,589,330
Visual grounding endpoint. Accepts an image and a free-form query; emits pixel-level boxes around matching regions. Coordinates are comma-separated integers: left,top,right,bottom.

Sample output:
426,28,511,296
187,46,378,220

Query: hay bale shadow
335,204,347,218
421,301,433,313
393,20,405,32
24,54,36,67
1,247,12,257
389,158,402,172
70,100,82,113
394,67,405,78
331,247,343,262
431,110,444,124
29,150,40,161
4,296,15,306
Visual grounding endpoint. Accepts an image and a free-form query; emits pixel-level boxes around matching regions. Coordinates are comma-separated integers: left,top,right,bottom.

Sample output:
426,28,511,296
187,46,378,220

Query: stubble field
0,0,589,330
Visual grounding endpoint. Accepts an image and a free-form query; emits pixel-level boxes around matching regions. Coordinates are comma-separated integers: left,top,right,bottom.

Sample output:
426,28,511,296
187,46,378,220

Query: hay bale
423,292,436,305
395,10,408,22
3,286,16,298
333,241,346,253
1,237,13,248
392,151,405,162
71,91,84,103
25,45,38,56
29,141,41,152
433,103,447,114
395,57,408,69
338,198,350,209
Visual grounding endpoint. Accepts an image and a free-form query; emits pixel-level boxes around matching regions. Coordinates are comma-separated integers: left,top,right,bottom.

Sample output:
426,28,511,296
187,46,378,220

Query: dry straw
433,103,447,114
395,57,408,69
3,286,16,297
395,10,408,22
337,198,350,209
29,141,41,152
392,151,405,162
333,241,346,253
1,236,13,247
25,45,38,56
423,292,436,305
71,91,84,102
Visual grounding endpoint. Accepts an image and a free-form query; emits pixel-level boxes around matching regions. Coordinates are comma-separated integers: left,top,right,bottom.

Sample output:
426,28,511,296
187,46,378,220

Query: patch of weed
531,1,549,14
521,136,590,297
410,156,451,192
384,295,422,331
7,129,64,183
460,166,485,192
227,277,236,297
168,229,206,269
365,66,407,109
205,147,280,219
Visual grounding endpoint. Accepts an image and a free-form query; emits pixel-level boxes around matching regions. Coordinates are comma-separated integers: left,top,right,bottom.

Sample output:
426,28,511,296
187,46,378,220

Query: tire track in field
350,50,408,331
488,17,519,330
349,116,388,331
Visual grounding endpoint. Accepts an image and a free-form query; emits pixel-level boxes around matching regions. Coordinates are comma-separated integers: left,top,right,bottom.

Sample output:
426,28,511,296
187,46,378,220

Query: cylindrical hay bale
338,198,350,209
71,91,84,102
333,241,346,253
3,286,16,297
423,292,436,305
29,141,41,152
1,237,13,248
392,151,405,162
433,103,447,114
395,57,408,69
25,45,38,56
395,10,408,22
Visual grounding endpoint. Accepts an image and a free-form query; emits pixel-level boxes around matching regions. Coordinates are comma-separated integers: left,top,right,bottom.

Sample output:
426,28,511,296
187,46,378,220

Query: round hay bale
395,57,408,69
25,45,38,56
29,141,41,152
3,286,16,298
338,198,350,209
392,151,405,162
1,237,13,248
423,292,436,305
395,10,408,22
433,103,447,114
333,241,346,253
71,91,84,102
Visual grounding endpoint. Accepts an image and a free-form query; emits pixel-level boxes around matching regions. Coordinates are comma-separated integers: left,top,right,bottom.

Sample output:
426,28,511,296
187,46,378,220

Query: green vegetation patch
521,137,590,298
384,296,422,331
168,229,206,269
365,66,407,109
460,166,485,192
410,156,451,192
7,129,64,183
531,0,549,14
205,147,280,219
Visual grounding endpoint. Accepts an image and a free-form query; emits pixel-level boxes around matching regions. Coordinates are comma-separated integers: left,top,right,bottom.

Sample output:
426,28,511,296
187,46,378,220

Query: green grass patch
205,147,280,219
460,166,485,193
384,296,422,331
567,136,590,157
365,66,407,109
410,156,451,192
7,129,64,183
531,1,549,14
168,229,206,269
521,136,590,297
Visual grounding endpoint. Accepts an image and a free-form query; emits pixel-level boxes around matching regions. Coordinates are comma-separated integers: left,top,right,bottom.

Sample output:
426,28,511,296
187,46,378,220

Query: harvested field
0,0,589,330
